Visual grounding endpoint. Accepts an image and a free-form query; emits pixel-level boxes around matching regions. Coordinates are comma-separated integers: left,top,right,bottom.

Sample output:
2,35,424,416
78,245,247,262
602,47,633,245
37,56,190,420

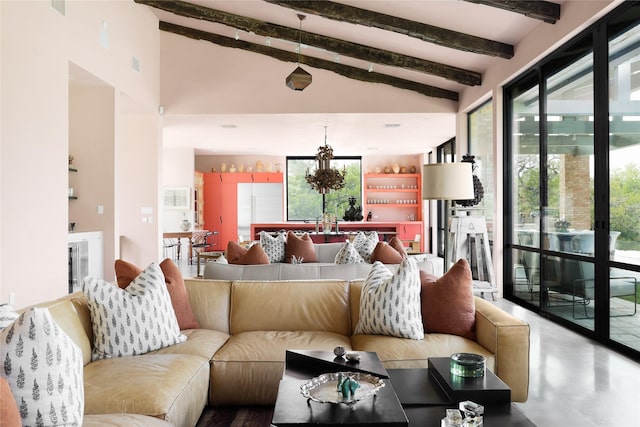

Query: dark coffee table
272,350,407,426
388,367,535,426
272,351,535,426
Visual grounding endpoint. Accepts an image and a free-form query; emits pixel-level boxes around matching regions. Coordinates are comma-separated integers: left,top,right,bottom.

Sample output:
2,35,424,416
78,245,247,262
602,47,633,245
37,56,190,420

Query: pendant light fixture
286,14,312,91
305,126,346,194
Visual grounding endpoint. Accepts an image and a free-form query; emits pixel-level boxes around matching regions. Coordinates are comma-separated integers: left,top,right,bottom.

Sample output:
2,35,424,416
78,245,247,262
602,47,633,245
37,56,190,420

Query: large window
286,157,362,221
505,1,640,359
468,100,495,241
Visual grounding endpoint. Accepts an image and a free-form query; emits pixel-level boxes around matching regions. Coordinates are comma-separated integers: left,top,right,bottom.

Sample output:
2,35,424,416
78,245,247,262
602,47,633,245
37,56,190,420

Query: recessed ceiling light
221,124,237,129
384,123,401,128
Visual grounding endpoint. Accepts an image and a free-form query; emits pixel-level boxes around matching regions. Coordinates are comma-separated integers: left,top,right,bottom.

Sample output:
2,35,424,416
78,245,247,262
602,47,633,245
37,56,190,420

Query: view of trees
517,155,640,251
610,163,640,250
287,158,362,221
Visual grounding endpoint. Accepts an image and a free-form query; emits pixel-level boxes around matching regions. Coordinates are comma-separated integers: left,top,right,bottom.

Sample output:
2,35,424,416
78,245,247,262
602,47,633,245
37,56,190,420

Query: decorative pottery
409,165,417,173
220,163,227,172
180,219,191,231
255,160,264,172
384,166,392,174
266,161,272,172
374,167,382,174
238,164,245,172
392,163,400,174
275,163,282,172
229,164,237,173
400,166,408,174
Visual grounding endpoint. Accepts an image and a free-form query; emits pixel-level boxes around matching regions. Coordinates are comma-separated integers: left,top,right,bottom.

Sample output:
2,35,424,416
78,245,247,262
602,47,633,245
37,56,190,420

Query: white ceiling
137,1,556,156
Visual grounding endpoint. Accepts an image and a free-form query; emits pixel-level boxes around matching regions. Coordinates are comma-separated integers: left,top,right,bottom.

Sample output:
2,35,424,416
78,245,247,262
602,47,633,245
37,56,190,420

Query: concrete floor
176,257,640,426
494,299,640,427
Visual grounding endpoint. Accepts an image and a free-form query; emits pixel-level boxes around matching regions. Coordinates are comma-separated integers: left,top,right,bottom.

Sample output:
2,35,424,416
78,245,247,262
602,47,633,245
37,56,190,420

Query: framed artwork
163,187,190,210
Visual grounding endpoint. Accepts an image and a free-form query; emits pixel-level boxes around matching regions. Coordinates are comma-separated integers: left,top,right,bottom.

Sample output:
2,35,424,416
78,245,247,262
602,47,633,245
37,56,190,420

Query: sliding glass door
608,16,640,351
506,2,640,358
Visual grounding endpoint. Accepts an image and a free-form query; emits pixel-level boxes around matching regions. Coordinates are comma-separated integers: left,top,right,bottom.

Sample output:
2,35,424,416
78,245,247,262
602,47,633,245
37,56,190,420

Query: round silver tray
300,372,385,405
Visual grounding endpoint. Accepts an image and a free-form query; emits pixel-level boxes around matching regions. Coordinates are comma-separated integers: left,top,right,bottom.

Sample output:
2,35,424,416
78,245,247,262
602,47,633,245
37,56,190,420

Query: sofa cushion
211,330,352,405
334,240,365,264
260,231,286,263
0,307,84,426
227,241,270,265
420,258,476,340
284,232,318,263
114,259,200,330
354,258,424,339
0,377,20,427
83,263,186,360
370,241,404,264
350,333,494,370
230,280,351,335
184,280,232,334
352,231,379,263
83,354,209,427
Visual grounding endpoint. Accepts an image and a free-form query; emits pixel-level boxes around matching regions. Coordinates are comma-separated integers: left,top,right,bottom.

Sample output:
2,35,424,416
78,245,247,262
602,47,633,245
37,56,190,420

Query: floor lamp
423,163,497,299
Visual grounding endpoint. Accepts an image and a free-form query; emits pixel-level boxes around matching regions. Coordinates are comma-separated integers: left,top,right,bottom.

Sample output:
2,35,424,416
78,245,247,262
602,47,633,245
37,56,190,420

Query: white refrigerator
237,183,283,241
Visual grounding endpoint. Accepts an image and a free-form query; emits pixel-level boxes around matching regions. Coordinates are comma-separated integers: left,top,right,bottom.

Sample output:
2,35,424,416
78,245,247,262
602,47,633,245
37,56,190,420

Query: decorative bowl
300,372,385,406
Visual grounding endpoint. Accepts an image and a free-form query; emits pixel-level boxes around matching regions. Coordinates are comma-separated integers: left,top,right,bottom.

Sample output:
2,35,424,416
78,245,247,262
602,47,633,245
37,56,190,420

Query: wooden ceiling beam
135,0,481,86
265,0,514,59
463,0,561,24
159,21,459,101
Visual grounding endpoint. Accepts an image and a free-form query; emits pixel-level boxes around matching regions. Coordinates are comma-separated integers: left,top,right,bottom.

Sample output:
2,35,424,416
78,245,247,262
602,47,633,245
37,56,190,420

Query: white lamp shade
422,163,475,200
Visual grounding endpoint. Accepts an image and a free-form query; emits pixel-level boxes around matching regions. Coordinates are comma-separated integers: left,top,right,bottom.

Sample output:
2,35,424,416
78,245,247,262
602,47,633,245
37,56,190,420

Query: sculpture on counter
343,196,364,221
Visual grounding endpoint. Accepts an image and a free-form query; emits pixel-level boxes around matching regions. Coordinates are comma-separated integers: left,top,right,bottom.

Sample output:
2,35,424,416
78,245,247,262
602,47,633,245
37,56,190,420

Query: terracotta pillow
159,258,200,329
284,232,318,263
114,259,200,329
0,377,20,427
227,241,270,265
370,241,404,264
420,258,476,340
388,236,407,258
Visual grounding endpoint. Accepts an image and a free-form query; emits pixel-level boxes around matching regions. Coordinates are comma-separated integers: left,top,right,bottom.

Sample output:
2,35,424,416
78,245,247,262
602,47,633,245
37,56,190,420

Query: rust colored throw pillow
388,236,408,258
159,258,200,329
370,241,404,264
0,376,20,427
226,241,270,265
284,231,318,263
114,258,200,329
420,258,476,340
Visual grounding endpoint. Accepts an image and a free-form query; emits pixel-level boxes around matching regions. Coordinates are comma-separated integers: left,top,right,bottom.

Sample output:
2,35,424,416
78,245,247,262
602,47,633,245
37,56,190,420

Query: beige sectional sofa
14,275,529,426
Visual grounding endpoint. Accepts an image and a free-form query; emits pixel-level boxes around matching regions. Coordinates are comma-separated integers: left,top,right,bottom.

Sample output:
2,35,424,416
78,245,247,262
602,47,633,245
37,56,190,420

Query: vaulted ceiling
134,0,563,156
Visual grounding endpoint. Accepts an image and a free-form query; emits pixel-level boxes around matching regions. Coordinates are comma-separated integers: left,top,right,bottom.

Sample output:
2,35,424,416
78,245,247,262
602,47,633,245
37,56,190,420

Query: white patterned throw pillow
354,257,424,339
352,231,379,263
82,262,186,360
0,307,84,426
260,231,286,263
0,304,19,329
334,240,365,264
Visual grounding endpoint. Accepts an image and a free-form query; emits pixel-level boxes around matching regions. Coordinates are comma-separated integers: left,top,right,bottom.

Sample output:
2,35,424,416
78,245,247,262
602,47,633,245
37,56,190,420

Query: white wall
119,109,161,267
0,1,160,307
